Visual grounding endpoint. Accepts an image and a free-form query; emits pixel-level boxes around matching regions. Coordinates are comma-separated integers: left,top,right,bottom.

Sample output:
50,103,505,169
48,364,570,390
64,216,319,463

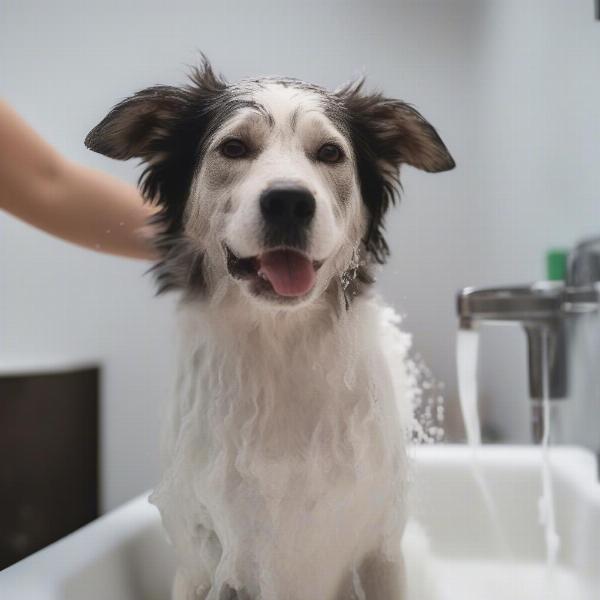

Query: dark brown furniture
0,364,99,570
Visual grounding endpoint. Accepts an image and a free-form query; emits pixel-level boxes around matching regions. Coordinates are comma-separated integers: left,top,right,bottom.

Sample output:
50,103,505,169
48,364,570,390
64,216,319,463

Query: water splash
379,306,445,444
407,354,445,444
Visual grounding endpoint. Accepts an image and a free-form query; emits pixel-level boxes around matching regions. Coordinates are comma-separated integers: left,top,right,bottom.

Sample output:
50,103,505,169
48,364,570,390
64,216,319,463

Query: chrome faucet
457,238,600,455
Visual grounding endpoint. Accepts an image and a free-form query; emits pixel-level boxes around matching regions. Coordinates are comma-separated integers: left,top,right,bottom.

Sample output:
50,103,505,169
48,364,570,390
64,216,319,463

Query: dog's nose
260,185,316,229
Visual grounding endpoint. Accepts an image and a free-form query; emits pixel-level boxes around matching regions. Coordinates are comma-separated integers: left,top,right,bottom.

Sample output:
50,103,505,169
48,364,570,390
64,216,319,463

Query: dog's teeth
258,270,267,280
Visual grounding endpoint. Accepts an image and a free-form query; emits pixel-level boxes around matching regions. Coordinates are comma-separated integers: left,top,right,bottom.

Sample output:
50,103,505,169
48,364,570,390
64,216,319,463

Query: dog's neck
169,291,400,476
179,296,347,375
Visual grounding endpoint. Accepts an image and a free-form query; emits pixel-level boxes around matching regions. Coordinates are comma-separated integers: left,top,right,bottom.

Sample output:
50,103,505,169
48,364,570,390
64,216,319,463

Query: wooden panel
0,367,99,570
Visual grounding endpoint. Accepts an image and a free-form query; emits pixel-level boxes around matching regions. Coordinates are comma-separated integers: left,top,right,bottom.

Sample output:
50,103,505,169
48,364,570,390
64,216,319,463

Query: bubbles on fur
152,298,441,598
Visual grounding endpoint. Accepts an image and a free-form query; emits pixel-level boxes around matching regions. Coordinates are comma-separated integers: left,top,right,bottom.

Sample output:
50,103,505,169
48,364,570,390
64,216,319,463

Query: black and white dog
86,58,454,600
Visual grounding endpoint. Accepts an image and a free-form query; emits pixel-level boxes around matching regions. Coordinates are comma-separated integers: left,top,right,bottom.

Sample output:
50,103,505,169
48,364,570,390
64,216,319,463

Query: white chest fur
151,296,413,600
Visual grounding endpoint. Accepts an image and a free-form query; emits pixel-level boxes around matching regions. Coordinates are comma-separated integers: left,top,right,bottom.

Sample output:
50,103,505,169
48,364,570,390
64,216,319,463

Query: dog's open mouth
226,246,321,298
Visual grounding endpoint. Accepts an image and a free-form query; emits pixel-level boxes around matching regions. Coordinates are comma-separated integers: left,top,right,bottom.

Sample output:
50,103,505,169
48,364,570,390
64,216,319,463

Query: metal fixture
457,237,600,459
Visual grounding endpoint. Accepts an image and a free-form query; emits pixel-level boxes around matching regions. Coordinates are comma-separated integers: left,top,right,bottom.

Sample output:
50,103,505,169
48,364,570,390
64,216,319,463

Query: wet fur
86,57,454,600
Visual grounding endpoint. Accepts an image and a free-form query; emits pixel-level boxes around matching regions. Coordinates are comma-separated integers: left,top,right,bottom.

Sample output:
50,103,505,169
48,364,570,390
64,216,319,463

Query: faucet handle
567,236,600,286
563,283,600,313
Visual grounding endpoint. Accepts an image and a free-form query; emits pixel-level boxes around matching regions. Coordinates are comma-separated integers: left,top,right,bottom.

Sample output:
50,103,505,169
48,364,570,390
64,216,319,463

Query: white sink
407,445,600,600
1,445,599,600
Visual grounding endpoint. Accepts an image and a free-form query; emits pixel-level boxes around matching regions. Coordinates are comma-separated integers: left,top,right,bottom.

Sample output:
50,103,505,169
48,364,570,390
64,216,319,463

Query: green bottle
546,248,568,281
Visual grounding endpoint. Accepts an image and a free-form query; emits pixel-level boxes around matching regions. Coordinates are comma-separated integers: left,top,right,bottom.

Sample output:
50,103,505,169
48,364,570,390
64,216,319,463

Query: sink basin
407,445,600,600
1,445,598,599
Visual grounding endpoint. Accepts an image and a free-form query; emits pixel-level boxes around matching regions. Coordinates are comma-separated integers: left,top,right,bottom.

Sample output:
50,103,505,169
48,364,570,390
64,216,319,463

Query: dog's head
86,58,454,310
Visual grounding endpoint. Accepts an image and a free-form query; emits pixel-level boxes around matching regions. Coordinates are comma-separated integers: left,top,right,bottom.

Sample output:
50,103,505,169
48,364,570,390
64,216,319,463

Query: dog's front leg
173,575,253,600
216,584,253,600
172,568,210,600
358,551,407,600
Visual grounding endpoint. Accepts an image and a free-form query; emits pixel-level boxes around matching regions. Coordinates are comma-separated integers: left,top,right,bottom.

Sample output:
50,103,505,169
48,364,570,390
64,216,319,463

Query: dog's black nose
260,185,316,229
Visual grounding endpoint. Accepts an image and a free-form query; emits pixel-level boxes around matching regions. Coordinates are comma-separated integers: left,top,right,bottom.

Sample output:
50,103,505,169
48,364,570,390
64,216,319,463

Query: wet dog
86,57,454,600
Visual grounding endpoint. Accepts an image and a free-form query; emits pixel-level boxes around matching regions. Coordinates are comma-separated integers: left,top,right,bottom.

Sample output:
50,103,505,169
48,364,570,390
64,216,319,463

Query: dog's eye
220,139,248,159
317,143,344,164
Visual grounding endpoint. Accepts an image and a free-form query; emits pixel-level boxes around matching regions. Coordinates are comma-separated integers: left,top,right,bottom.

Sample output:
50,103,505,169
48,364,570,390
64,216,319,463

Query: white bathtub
1,445,599,599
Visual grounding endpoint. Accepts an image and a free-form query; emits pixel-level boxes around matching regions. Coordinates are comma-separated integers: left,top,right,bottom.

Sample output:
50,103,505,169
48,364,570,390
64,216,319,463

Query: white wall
470,1,600,441
1,0,599,510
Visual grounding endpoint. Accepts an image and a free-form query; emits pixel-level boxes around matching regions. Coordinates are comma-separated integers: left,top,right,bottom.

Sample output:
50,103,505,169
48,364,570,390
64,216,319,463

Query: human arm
0,99,158,260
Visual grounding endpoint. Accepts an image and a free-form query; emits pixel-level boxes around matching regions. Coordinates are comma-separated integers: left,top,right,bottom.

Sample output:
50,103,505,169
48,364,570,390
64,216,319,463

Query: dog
85,57,454,600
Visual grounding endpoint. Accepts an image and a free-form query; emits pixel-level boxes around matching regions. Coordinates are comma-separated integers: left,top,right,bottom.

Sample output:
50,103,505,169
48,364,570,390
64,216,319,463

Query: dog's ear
85,56,227,269
337,81,455,174
85,57,226,162
333,80,455,264
85,86,188,161
337,80,455,173
85,56,226,211
85,59,228,295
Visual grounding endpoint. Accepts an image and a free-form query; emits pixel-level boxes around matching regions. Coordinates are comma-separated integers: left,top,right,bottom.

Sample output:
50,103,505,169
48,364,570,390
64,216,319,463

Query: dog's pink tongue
259,250,316,297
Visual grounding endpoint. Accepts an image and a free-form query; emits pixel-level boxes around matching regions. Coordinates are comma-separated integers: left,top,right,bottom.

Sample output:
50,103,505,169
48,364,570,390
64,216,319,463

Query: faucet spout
458,234,600,465
457,282,569,399
457,282,600,443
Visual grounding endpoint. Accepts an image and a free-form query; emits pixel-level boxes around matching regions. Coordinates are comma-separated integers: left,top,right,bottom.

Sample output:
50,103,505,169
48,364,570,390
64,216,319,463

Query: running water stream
456,329,510,557
456,326,561,590
456,329,482,448
538,329,561,578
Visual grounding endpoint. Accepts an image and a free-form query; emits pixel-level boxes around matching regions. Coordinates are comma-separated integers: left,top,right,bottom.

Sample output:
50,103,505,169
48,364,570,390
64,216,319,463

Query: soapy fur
151,297,412,599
